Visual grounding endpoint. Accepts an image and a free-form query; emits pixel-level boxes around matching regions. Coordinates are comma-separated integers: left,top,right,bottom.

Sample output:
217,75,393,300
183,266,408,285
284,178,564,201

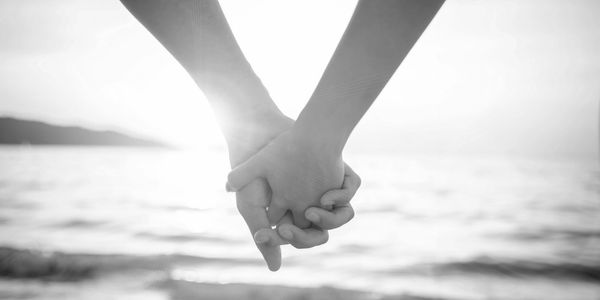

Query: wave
0,247,95,281
154,279,447,300
135,232,242,244
0,247,451,300
504,228,600,241
386,257,600,283
0,246,261,281
0,198,37,210
53,219,107,229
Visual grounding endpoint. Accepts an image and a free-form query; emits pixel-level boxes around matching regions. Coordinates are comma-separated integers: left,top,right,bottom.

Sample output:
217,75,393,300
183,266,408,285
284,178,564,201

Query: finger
266,202,287,226
254,228,288,247
320,164,361,206
305,203,355,230
320,189,350,207
236,180,281,271
343,163,362,192
292,209,311,229
227,154,266,192
273,212,294,240
277,223,329,249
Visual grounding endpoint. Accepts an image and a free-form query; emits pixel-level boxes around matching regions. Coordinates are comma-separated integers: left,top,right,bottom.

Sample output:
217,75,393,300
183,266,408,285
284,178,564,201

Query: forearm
120,0,282,141
294,0,444,154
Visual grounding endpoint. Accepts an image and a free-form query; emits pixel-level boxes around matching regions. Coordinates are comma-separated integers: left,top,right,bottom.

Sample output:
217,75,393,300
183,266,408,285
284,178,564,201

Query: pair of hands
225,114,360,271
120,0,444,272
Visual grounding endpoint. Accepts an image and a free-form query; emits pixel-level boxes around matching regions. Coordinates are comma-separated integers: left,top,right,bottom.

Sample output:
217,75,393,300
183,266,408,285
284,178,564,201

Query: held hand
227,128,345,229
253,164,361,249
304,164,360,230
233,178,281,270
233,162,359,269
226,116,292,271
227,115,359,271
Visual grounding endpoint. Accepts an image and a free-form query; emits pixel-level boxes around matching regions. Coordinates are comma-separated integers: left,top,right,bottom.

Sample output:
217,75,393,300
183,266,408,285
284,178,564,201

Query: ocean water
0,146,598,300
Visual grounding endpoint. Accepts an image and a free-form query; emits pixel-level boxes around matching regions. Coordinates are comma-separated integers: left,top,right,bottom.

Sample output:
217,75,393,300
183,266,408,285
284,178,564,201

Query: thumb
227,154,266,192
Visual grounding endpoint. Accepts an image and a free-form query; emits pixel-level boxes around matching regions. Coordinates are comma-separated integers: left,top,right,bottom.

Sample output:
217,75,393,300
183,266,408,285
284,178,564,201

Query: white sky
0,0,598,159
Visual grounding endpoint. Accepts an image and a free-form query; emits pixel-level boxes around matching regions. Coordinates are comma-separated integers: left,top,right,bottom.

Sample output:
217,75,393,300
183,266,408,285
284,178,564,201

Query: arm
227,0,444,230
120,0,282,148
120,0,359,271
294,0,445,154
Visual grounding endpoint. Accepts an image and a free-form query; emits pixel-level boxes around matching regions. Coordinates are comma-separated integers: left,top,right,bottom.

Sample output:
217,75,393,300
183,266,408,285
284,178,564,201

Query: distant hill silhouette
0,117,167,147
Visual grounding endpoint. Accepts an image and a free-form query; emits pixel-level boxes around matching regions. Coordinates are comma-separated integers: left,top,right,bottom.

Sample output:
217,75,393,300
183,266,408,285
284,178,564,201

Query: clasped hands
225,112,360,271
120,0,443,273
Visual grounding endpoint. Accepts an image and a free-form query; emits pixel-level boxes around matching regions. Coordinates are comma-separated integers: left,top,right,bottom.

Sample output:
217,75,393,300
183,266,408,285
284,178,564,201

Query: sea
0,146,598,300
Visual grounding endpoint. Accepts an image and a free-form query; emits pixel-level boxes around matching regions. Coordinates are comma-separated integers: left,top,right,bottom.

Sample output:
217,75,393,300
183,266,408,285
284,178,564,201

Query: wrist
292,93,361,156
290,121,345,159
225,109,293,166
218,102,283,137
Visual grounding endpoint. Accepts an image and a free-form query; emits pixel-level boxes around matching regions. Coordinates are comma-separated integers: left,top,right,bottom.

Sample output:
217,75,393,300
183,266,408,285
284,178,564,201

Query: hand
235,163,359,268
227,128,345,229
226,113,359,270
253,164,361,249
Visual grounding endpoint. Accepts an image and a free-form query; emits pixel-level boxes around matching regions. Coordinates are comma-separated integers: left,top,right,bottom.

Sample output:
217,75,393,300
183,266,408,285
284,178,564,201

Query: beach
0,146,598,299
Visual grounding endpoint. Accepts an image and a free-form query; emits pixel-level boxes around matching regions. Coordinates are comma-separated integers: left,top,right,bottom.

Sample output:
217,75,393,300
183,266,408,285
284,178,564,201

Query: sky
0,0,598,159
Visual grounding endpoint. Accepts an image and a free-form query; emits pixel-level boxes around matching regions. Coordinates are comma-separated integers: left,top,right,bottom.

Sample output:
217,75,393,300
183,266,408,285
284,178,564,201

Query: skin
119,0,360,271
226,114,360,270
294,0,446,153
227,128,345,229
229,0,445,239
246,161,360,249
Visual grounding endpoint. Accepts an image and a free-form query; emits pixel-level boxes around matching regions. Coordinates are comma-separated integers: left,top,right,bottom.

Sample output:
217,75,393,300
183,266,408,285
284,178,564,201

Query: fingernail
254,233,269,244
279,228,293,240
268,264,280,272
306,212,320,223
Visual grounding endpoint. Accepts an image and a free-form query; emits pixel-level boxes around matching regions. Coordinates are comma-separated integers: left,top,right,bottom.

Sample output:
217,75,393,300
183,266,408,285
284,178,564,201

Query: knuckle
227,173,236,185
347,208,355,221
341,190,352,202
321,232,330,245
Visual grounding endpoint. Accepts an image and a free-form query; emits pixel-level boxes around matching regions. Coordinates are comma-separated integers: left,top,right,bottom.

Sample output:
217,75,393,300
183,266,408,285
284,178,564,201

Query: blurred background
0,0,599,299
